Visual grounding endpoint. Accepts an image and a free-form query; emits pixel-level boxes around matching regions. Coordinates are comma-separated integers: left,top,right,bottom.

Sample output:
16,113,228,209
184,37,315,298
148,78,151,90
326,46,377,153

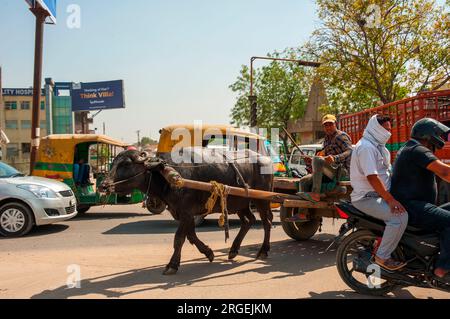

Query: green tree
229,49,311,144
140,137,157,146
306,0,449,114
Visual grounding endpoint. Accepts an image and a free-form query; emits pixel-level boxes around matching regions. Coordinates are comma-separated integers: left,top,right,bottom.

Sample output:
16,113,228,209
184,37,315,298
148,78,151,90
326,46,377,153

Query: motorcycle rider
391,118,450,278
350,114,408,271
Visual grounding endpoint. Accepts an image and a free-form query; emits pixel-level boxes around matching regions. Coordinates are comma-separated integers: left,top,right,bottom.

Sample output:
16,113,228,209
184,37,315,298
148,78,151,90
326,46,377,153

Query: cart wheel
280,206,320,241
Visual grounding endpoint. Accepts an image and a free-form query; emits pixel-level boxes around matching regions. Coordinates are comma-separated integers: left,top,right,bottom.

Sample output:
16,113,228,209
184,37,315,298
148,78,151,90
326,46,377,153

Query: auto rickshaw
157,124,286,174
157,124,268,157
32,134,144,214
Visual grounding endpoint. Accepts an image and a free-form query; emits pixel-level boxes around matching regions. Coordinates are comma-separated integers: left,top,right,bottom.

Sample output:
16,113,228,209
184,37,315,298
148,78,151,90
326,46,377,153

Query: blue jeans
353,196,408,260
404,201,450,269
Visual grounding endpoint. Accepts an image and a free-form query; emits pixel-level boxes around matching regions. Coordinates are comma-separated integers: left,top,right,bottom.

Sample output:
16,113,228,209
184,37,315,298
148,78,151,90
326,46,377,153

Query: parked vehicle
287,143,323,178
339,89,450,204
334,201,450,296
157,124,269,158
264,140,288,177
0,161,77,237
32,134,144,214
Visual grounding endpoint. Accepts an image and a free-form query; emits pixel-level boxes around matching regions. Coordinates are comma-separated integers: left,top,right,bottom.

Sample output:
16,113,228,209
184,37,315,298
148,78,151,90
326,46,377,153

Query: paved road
0,204,448,299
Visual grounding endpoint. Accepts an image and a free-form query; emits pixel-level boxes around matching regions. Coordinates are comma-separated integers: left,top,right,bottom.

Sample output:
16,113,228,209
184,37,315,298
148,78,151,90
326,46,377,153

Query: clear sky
0,0,319,144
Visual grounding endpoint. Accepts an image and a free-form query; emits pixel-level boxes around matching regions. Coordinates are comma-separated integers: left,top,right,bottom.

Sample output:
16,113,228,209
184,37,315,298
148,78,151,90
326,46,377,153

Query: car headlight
17,184,58,199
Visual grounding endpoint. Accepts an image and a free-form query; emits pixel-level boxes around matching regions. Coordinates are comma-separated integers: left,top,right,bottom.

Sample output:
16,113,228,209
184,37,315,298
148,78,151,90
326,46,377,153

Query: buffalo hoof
206,249,215,263
256,251,268,260
228,251,238,260
163,267,178,275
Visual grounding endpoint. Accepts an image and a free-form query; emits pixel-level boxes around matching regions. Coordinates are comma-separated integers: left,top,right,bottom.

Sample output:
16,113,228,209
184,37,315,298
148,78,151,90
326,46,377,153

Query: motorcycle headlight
17,184,58,199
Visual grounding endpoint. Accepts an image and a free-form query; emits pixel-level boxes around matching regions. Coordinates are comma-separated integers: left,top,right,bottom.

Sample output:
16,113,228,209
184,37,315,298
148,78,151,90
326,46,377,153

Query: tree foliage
306,0,449,114
140,137,158,146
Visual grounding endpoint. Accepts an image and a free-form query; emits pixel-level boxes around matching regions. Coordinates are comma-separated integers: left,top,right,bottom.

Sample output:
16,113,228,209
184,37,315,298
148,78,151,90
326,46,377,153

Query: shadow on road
30,233,419,299
31,235,346,299
0,224,70,240
102,218,282,235
72,212,148,220
306,288,418,299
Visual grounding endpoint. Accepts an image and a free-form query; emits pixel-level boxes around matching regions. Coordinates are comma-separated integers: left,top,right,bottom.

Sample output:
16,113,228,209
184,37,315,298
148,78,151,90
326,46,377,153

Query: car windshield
301,148,318,156
0,162,25,178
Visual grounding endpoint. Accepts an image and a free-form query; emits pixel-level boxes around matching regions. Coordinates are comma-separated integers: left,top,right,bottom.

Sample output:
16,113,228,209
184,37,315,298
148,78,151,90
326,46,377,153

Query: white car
288,144,323,177
0,161,78,237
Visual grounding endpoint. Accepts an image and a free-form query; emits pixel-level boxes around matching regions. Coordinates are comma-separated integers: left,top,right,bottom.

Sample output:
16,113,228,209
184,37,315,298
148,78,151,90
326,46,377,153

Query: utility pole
136,130,141,150
0,66,2,103
0,67,9,153
0,66,3,128
29,7,49,175
0,66,3,158
103,122,105,135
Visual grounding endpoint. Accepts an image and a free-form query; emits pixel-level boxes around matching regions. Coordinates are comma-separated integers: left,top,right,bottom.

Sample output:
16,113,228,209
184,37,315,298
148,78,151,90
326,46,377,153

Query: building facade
287,77,328,144
1,83,91,172
1,88,47,172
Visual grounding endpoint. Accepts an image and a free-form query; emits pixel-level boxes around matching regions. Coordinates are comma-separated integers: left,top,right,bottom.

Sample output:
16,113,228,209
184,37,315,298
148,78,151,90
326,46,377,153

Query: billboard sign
71,80,126,112
25,0,57,24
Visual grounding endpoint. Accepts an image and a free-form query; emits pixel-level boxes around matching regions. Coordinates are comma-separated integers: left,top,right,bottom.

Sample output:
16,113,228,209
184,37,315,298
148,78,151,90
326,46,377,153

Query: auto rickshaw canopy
37,134,128,164
157,124,265,154
34,134,129,180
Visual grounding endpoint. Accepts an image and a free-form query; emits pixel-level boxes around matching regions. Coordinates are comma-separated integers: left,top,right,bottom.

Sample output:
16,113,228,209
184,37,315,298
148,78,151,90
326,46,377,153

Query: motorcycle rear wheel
336,229,398,296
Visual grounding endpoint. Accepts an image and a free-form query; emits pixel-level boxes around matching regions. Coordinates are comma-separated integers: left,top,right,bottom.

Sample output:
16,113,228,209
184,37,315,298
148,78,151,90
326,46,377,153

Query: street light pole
0,66,3,154
0,66,3,129
136,130,141,150
29,7,49,175
248,56,321,127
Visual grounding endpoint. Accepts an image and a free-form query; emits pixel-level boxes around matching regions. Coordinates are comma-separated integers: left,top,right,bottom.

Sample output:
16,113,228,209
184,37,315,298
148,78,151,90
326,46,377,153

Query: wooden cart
161,166,351,241
273,177,351,240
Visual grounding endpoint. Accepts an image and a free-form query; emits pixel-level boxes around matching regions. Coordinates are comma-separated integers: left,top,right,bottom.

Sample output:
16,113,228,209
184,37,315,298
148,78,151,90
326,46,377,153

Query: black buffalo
100,148,274,275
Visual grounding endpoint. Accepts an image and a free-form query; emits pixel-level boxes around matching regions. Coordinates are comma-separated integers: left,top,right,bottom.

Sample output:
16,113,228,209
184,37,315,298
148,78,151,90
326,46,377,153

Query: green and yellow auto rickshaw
32,134,144,214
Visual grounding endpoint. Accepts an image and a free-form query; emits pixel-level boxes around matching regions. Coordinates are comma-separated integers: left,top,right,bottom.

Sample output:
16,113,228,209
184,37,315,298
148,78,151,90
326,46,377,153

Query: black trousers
405,201,450,269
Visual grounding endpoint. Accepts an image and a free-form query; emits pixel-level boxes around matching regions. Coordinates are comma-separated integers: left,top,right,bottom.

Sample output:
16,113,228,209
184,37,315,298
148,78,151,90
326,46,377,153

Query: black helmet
411,118,450,149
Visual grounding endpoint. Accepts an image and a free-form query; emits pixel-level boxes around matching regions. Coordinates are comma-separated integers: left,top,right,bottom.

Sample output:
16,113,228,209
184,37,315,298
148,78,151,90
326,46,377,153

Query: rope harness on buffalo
104,151,252,242
205,181,230,242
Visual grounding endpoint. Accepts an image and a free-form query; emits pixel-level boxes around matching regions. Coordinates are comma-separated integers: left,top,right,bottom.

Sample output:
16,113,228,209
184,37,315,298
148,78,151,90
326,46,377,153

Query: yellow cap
322,114,337,125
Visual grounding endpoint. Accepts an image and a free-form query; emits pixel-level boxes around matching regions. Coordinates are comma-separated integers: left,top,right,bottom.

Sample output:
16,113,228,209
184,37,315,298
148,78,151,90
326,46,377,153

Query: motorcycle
332,201,450,296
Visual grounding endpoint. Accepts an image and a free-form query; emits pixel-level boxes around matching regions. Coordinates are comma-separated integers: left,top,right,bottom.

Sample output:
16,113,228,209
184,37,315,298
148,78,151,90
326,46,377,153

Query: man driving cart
286,114,353,222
